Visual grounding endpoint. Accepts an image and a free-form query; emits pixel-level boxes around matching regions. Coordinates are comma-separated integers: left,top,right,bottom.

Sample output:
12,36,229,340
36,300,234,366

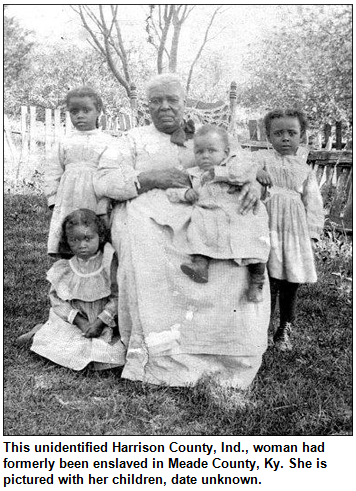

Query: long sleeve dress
44,129,114,256
31,243,126,370
94,125,270,388
165,153,270,264
253,149,324,283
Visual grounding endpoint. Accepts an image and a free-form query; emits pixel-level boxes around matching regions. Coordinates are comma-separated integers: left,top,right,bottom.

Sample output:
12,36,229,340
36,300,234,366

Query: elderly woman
94,74,269,387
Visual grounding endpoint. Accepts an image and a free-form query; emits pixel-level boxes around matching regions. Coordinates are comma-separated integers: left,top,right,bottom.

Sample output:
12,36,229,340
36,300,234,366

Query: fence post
324,123,332,148
335,121,342,150
248,120,258,141
65,111,72,135
29,106,36,153
229,81,237,135
45,108,52,158
21,106,27,147
130,83,138,128
54,109,61,143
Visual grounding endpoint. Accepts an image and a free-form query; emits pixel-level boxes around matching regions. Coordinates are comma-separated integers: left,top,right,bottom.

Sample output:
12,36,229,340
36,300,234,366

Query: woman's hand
234,182,260,215
138,168,190,192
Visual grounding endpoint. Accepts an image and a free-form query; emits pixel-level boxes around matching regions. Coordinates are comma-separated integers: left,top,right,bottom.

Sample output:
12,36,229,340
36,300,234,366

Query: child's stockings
269,278,299,351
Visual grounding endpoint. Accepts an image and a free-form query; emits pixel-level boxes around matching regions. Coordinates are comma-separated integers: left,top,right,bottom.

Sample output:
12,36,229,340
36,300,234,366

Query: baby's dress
44,129,115,256
31,243,126,370
253,148,324,283
166,154,270,265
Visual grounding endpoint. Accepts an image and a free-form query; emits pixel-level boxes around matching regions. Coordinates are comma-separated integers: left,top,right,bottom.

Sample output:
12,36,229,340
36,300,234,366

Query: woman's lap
111,199,269,387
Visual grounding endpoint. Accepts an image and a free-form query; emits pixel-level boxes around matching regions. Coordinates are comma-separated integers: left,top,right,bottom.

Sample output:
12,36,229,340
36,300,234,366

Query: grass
3,187,352,436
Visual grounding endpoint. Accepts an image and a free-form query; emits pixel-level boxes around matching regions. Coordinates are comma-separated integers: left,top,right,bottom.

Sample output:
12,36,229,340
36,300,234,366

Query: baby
167,124,270,302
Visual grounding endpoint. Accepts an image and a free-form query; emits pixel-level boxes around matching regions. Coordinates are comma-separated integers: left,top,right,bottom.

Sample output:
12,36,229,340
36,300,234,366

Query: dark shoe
273,322,293,351
247,282,264,302
16,324,43,347
181,261,209,283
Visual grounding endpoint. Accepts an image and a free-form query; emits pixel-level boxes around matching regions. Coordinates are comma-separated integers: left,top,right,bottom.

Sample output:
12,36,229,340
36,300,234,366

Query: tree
71,4,223,98
238,5,352,128
4,13,34,89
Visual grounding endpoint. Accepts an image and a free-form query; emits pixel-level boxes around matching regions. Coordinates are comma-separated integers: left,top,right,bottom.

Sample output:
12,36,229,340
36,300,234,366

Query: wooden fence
4,81,352,231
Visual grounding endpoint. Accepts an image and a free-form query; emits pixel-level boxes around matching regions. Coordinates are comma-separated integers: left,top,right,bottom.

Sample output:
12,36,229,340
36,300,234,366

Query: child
44,86,114,257
255,109,324,350
19,209,125,370
167,125,270,302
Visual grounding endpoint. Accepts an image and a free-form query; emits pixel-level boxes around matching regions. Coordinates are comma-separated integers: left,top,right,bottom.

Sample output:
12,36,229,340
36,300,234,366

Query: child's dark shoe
273,322,293,351
181,260,208,283
16,324,43,347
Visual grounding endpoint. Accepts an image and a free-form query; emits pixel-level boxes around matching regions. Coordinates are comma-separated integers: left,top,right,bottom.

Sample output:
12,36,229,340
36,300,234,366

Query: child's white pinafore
31,244,125,370
253,149,324,283
44,129,114,256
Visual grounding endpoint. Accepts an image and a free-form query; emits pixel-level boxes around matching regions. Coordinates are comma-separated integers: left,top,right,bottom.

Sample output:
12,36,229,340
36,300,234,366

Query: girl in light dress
26,209,125,370
255,109,324,351
167,125,270,302
45,86,115,257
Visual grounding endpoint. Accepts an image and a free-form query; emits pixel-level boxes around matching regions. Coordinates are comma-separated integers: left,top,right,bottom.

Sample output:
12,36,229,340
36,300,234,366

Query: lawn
3,190,352,436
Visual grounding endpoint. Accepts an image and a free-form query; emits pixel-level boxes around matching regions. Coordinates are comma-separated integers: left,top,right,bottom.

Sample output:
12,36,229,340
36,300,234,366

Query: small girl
167,124,270,302
255,109,324,351
45,86,115,257
21,209,125,370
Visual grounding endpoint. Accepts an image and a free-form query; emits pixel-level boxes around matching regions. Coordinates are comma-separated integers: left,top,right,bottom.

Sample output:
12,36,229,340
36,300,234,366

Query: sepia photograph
3,4,352,437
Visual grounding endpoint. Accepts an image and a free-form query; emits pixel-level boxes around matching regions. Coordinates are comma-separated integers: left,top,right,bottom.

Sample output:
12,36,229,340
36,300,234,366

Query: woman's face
148,82,185,133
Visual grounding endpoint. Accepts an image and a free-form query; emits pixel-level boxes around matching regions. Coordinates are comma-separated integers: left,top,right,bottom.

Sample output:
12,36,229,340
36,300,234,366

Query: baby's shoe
181,257,209,283
273,322,293,352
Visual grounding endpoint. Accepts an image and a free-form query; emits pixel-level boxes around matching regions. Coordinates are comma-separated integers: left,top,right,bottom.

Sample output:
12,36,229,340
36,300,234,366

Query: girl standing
255,109,324,351
45,87,115,257
28,209,125,370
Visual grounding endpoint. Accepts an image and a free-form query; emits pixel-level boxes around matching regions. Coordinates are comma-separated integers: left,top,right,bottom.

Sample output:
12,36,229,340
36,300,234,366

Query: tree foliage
4,13,34,89
238,5,352,126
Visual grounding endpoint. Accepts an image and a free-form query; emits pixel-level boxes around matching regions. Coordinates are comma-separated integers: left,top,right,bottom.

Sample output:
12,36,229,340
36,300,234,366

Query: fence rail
4,86,353,231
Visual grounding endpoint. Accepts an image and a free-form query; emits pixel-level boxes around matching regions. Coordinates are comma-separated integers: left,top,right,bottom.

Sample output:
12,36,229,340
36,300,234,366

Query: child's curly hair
59,209,109,256
264,109,308,138
65,86,104,113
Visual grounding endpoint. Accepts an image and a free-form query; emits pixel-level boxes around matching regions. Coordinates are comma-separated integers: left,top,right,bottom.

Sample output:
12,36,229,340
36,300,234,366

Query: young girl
45,86,115,257
21,209,125,370
167,125,270,302
255,109,324,350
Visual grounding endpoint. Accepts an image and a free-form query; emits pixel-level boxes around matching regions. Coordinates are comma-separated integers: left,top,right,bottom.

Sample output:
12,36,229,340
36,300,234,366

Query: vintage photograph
4,4,352,436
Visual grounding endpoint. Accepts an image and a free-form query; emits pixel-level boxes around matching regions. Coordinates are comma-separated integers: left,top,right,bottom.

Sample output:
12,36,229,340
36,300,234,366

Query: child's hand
73,314,89,333
311,239,317,251
99,213,110,229
83,319,105,338
185,189,199,203
257,169,273,187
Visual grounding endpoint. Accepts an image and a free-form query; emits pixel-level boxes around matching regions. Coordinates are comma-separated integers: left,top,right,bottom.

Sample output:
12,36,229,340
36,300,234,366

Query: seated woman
94,74,270,388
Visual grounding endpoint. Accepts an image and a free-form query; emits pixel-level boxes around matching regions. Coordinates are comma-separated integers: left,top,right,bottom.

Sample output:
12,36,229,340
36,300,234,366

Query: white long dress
44,129,114,256
94,125,270,387
253,149,324,283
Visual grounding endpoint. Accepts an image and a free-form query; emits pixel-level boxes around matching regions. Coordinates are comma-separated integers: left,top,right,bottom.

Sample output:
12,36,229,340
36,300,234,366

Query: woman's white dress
94,125,270,387
44,129,114,255
253,149,324,283
31,244,126,370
